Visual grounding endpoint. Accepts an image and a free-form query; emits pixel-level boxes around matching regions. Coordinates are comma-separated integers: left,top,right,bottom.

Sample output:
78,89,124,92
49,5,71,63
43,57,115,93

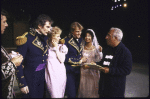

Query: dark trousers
66,72,80,98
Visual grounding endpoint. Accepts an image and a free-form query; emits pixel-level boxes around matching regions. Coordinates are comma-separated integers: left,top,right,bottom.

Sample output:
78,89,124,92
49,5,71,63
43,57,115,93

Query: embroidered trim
43,39,49,54
68,58,81,64
32,36,44,51
79,40,84,52
1,46,11,60
19,83,24,87
68,38,80,53
29,28,36,36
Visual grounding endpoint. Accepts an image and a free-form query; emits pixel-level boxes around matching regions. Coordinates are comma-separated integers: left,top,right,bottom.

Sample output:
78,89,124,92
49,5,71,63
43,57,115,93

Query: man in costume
15,14,53,98
64,22,84,98
1,9,23,98
99,27,132,97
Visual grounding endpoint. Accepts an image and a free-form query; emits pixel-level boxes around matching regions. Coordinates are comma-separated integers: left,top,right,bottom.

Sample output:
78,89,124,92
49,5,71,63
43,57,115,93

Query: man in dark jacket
15,14,53,98
99,27,132,97
64,22,84,98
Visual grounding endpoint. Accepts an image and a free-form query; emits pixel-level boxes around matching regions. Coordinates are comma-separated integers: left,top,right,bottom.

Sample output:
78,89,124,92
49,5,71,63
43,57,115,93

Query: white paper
103,61,110,66
105,55,113,59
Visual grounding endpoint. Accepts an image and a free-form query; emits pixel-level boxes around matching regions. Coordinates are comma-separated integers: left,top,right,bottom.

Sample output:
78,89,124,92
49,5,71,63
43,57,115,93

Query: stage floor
13,62,149,98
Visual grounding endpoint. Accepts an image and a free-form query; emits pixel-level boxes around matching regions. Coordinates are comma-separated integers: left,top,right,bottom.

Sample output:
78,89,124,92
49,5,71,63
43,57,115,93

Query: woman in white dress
45,26,68,98
78,29,103,98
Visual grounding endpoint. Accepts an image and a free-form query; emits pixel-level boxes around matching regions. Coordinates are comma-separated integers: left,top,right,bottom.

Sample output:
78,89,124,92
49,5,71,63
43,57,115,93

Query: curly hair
47,26,62,40
33,14,53,29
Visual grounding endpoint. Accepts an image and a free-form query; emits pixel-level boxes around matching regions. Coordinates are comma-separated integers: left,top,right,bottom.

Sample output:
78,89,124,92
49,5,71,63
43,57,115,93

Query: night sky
1,0,149,63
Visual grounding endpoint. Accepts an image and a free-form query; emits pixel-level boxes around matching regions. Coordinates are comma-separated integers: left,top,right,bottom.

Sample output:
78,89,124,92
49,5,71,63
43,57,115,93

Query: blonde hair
70,22,84,32
47,26,62,40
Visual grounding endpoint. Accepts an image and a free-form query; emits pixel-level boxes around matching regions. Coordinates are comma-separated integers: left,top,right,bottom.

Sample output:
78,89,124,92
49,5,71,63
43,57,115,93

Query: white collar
35,29,42,35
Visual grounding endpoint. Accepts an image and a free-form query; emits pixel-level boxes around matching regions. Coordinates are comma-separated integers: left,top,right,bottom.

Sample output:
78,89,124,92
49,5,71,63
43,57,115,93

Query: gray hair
110,27,123,41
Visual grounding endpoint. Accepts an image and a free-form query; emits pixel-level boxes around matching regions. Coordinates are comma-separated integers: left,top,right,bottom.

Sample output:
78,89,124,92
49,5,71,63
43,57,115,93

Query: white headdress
87,29,100,51
85,29,103,61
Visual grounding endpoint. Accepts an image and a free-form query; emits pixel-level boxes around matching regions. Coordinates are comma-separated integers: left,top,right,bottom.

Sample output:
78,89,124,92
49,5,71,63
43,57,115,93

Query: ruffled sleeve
94,49,103,62
59,44,68,55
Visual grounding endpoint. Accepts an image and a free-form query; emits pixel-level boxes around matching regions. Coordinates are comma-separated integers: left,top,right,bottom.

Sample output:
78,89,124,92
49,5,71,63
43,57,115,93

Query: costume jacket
1,46,16,98
15,28,48,98
99,42,132,97
64,36,84,74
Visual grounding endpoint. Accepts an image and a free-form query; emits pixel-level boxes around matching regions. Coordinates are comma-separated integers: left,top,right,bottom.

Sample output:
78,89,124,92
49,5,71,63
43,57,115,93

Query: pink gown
45,44,68,98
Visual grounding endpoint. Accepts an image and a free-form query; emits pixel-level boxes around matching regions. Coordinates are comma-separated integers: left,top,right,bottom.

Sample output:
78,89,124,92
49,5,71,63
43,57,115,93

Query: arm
109,50,132,76
100,49,132,76
16,42,28,89
55,45,68,63
1,61,16,80
1,49,23,79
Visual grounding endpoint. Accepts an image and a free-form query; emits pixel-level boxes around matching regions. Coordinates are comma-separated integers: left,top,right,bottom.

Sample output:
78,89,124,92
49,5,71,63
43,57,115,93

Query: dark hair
83,30,94,40
1,9,9,18
33,14,53,29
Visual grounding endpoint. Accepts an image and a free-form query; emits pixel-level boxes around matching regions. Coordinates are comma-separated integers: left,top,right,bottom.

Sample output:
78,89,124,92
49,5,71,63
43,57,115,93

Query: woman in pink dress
78,29,103,98
45,26,68,98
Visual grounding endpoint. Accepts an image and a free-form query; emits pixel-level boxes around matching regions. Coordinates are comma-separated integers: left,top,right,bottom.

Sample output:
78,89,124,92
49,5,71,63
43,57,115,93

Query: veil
86,29,103,60
87,29,100,51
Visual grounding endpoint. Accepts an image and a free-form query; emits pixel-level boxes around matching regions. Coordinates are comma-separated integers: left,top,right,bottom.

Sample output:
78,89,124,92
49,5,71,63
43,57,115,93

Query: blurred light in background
123,3,127,7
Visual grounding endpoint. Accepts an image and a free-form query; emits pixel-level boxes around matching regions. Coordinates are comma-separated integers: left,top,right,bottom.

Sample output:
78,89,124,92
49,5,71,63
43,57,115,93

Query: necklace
85,45,93,50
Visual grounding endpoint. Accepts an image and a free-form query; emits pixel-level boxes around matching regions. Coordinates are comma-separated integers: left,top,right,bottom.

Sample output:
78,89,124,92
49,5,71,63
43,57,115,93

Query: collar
35,29,42,35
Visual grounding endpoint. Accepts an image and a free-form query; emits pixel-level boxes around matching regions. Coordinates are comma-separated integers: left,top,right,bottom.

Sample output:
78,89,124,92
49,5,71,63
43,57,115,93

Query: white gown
45,44,68,98
78,48,102,98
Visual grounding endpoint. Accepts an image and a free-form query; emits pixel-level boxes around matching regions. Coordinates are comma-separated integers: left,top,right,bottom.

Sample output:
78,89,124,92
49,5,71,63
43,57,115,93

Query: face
85,33,92,43
38,21,51,36
105,29,116,47
72,27,82,39
1,15,8,34
52,34,61,44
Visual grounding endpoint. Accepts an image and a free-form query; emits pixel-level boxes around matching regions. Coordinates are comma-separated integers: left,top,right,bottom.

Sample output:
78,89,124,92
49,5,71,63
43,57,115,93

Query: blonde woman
45,26,68,98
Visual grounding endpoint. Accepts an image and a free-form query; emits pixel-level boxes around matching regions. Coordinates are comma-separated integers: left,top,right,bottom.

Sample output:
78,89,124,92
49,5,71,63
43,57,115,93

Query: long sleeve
16,41,28,88
109,46,132,76
1,61,16,80
109,49,132,75
94,50,103,62
1,46,16,80
52,45,68,63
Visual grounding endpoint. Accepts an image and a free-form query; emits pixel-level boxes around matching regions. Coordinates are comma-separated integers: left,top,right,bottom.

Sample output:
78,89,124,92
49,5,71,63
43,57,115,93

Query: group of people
1,9,132,98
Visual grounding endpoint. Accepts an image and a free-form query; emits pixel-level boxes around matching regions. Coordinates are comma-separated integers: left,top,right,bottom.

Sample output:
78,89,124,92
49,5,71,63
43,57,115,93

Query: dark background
1,0,149,63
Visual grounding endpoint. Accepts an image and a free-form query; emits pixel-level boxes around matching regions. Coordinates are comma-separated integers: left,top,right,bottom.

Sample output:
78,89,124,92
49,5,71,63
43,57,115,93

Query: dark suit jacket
15,28,48,98
99,42,132,97
64,37,84,74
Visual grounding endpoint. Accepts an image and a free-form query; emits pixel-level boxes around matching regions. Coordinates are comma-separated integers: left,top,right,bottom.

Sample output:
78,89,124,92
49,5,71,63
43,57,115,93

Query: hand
11,55,23,66
20,86,29,94
99,67,109,73
52,39,58,48
81,57,87,63
99,45,103,52
91,61,96,65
